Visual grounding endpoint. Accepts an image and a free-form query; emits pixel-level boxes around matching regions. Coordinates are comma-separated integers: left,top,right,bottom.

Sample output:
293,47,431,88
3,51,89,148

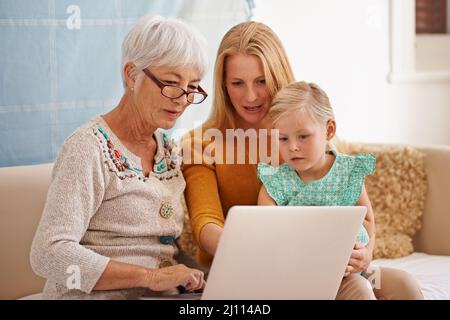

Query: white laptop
201,205,366,300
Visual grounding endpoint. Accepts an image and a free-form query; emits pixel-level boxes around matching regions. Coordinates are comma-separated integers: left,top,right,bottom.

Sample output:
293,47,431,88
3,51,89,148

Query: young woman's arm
345,184,376,275
199,223,223,256
359,184,376,239
182,132,225,260
183,160,225,258
197,184,281,255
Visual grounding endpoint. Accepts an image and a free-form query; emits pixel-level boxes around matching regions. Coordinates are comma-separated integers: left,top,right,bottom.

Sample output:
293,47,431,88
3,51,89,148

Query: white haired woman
30,15,209,299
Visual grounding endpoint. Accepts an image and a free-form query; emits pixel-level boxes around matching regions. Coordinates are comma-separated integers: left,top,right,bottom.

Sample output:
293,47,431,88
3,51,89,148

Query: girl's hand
343,243,373,277
145,264,205,292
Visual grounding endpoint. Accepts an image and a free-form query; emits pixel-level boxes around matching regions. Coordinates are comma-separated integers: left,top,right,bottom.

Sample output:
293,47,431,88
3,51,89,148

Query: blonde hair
203,21,295,130
270,81,335,126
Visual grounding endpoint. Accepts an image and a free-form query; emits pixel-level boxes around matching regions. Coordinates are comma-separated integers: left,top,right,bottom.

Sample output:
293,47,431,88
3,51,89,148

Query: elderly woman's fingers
176,267,204,292
199,276,206,290
193,272,205,291
184,270,204,291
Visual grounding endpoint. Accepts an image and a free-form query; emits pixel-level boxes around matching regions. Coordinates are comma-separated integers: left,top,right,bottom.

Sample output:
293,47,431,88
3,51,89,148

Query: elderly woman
30,15,208,299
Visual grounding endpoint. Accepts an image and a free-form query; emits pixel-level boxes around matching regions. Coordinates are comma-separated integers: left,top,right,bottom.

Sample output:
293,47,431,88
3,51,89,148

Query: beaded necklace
95,127,179,181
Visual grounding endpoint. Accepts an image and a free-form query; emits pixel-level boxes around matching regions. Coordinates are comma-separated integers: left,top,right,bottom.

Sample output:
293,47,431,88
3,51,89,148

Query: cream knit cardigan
30,116,186,299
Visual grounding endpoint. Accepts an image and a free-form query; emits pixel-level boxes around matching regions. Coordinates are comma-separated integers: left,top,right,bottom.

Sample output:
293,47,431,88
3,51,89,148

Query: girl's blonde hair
203,21,295,130
270,81,335,126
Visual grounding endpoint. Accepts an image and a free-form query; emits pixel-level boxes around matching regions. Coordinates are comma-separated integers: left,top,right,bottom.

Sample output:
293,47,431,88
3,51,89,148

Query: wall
172,0,250,139
0,0,251,166
253,0,450,145
447,0,450,32
0,0,183,166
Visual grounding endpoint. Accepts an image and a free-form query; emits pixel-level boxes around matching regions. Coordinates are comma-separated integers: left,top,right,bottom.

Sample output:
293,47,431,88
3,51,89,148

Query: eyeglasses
142,68,208,104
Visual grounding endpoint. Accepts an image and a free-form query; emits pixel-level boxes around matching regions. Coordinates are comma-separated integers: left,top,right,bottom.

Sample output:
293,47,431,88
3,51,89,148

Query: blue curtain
0,0,182,167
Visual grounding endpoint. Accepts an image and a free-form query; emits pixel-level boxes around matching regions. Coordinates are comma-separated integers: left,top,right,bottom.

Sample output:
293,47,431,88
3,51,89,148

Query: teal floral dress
257,151,376,246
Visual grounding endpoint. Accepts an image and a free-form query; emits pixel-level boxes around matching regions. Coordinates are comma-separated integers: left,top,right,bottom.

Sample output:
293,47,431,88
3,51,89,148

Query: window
388,0,450,83
416,0,447,33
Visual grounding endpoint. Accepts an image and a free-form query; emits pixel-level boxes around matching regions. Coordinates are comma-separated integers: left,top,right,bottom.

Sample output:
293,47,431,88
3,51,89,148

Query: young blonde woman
182,21,423,299
182,21,294,268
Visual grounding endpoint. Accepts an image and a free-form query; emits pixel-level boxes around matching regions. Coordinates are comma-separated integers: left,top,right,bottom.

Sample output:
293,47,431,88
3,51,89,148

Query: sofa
1,144,450,300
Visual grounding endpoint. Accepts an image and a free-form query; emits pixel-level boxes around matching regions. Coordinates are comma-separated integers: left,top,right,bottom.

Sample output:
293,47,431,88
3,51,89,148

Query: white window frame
388,0,450,83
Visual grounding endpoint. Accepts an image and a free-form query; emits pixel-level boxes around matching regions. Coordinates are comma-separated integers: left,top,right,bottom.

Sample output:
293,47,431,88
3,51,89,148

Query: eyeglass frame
141,68,208,104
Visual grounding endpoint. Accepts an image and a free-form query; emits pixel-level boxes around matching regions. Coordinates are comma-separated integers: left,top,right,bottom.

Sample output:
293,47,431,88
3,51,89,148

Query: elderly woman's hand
145,264,205,292
343,243,373,277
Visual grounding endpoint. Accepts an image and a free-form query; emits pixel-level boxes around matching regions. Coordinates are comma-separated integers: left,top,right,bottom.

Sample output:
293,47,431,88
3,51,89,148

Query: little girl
257,81,375,276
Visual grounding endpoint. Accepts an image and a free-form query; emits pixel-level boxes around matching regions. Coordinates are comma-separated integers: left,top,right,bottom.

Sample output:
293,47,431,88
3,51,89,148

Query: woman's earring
130,76,136,91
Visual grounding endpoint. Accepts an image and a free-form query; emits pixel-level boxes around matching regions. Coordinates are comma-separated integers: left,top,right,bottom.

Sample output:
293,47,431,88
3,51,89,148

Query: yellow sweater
182,128,276,267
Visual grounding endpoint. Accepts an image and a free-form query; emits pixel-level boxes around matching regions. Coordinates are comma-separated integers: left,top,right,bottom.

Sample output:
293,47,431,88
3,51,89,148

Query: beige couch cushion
374,253,450,299
338,143,427,259
0,164,50,299
413,146,450,255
